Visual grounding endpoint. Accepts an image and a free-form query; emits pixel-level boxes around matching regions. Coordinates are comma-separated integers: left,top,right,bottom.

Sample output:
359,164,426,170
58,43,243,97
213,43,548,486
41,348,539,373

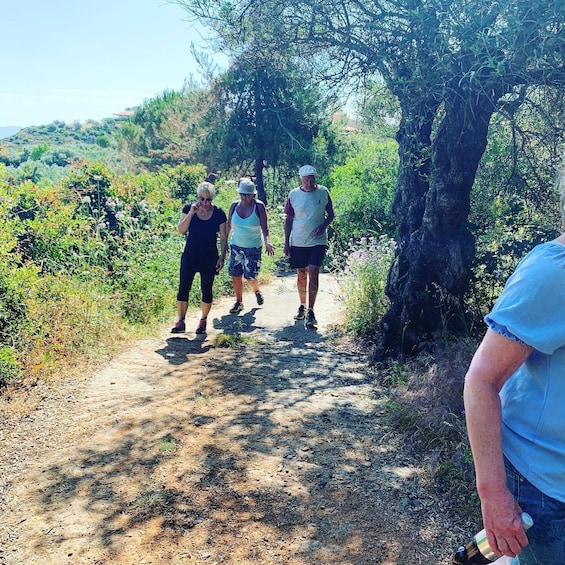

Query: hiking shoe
195,318,207,334
305,309,317,328
255,292,264,305
294,305,306,320
171,319,186,333
229,301,244,314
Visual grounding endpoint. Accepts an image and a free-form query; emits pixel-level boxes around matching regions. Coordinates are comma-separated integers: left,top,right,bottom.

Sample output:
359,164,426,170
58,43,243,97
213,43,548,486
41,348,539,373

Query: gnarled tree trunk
379,92,497,356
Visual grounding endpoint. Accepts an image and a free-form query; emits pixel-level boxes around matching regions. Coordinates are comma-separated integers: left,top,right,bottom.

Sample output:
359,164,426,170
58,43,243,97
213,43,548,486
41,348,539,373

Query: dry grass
380,339,481,523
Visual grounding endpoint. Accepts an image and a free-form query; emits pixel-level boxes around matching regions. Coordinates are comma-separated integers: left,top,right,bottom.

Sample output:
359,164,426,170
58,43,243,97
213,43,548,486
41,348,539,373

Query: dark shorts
289,245,328,269
228,245,262,280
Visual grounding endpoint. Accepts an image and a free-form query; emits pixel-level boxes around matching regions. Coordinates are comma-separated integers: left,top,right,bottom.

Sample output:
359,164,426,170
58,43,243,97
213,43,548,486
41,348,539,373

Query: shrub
0,346,19,387
384,340,480,523
328,138,398,255
330,235,396,335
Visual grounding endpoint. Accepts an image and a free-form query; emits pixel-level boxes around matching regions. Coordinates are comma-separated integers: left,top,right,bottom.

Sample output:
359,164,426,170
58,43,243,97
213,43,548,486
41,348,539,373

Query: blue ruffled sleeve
485,242,565,355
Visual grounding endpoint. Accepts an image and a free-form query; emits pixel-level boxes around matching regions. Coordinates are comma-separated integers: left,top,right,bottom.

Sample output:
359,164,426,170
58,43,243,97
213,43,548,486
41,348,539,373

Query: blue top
230,203,262,248
485,241,565,502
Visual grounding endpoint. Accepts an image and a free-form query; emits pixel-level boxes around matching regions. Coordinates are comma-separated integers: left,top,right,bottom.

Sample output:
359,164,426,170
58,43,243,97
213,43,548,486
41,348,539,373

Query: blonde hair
197,181,215,200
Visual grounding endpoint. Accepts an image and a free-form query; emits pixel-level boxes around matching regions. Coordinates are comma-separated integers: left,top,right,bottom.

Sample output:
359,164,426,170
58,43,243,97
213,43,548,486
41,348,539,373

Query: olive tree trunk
254,157,268,205
379,93,496,356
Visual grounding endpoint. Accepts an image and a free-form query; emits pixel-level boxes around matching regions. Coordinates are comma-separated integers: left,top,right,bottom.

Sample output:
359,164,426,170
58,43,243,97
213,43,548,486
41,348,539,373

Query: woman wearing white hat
226,178,274,314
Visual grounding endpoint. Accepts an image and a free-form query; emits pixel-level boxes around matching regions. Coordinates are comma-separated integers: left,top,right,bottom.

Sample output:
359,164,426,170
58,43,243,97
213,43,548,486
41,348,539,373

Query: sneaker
305,309,317,328
255,292,264,305
171,319,185,333
229,301,244,314
294,305,306,320
195,318,207,334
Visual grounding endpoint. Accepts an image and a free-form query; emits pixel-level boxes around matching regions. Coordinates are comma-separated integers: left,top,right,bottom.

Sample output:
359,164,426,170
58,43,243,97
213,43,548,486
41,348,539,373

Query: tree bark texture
254,157,268,205
380,93,496,356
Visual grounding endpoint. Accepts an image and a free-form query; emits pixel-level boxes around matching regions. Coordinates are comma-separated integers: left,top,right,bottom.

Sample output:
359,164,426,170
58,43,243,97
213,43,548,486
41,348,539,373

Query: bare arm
464,328,532,558
178,202,198,234
284,214,293,257
225,202,237,241
216,222,228,273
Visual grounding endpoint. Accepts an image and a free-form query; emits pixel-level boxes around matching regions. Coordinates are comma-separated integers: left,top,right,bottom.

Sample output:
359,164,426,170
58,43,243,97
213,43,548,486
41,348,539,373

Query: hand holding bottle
452,513,533,564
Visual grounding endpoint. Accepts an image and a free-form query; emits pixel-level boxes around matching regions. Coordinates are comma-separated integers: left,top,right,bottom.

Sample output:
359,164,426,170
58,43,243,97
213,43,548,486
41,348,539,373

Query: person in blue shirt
464,167,565,564
226,178,274,314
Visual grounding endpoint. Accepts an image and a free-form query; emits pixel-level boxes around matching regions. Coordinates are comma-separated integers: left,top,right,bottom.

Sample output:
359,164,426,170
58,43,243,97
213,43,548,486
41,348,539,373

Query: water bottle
452,513,533,564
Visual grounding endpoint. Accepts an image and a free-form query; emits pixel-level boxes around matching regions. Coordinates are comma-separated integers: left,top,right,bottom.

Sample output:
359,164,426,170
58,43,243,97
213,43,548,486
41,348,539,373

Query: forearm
218,223,228,261
464,330,532,526
259,209,270,243
464,377,507,497
284,217,293,246
178,212,194,234
219,238,227,260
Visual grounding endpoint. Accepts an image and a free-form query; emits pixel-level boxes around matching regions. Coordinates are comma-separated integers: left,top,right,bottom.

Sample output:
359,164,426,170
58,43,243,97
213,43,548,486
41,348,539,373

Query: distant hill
0,118,132,176
3,119,121,147
0,126,22,139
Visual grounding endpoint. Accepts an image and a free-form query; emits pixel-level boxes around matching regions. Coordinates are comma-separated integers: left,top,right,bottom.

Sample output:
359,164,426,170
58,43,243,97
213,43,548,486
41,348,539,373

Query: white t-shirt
285,185,330,247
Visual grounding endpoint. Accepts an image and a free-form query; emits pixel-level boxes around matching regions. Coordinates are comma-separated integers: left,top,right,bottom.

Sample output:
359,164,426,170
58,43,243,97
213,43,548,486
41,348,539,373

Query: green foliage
29,143,50,161
162,163,207,202
0,346,19,386
0,160,198,386
466,100,563,327
117,86,212,170
329,236,396,335
328,138,398,253
0,118,128,185
203,55,329,173
0,268,30,387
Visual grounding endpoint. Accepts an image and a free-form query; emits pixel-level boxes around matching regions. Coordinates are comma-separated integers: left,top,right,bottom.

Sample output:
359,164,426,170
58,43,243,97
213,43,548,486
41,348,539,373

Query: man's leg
307,264,321,309
296,267,308,305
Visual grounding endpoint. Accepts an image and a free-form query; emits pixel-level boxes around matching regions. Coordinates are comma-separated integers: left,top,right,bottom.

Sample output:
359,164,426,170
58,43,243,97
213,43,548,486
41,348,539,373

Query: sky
1,0,227,128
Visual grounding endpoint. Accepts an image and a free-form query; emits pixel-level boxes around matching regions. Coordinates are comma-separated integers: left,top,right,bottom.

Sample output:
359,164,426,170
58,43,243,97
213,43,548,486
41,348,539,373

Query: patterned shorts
228,245,262,280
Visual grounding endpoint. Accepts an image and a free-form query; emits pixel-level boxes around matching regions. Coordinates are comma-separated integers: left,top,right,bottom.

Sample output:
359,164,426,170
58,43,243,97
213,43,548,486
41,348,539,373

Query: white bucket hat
237,178,257,194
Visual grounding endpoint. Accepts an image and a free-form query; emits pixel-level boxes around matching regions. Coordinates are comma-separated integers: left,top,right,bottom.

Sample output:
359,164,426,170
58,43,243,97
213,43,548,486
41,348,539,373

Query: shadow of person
273,322,326,344
213,308,259,335
155,336,212,366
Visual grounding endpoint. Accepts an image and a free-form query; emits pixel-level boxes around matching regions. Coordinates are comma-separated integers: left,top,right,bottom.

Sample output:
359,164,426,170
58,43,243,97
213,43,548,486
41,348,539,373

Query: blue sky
1,0,226,128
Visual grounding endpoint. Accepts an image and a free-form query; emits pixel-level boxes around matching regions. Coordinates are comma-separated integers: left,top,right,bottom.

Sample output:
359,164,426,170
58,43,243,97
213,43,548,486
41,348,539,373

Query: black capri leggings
176,253,216,304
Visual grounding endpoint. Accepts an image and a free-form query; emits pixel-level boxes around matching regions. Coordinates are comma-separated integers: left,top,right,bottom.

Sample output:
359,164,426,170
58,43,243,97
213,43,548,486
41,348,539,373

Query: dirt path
0,274,468,565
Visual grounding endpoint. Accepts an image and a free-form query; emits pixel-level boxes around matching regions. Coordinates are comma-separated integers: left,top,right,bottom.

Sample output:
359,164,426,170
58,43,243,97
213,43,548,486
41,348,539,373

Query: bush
330,235,396,335
0,346,19,387
328,138,398,256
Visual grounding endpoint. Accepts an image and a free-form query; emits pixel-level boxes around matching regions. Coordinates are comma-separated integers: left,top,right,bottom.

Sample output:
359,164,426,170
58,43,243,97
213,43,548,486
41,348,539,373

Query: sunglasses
199,197,213,202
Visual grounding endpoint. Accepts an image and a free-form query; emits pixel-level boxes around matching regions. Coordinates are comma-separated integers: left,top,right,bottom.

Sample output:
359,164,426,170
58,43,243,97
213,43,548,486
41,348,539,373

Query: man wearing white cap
284,165,335,328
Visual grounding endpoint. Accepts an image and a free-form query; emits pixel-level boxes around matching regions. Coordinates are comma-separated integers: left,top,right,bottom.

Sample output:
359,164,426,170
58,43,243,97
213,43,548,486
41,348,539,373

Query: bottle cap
520,512,534,530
